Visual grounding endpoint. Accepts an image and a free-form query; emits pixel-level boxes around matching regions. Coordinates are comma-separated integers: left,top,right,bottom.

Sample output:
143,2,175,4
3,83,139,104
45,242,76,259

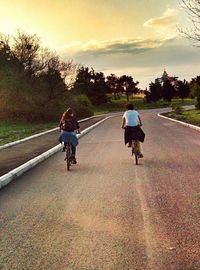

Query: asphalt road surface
0,109,200,270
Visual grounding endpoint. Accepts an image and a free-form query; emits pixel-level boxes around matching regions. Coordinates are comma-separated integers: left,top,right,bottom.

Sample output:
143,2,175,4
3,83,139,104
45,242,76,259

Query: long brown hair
61,108,73,122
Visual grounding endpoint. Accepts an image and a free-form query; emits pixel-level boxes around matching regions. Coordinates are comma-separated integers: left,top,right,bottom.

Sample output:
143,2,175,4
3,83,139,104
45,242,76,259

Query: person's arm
73,116,81,133
58,113,64,132
58,115,64,132
121,116,126,129
138,115,142,126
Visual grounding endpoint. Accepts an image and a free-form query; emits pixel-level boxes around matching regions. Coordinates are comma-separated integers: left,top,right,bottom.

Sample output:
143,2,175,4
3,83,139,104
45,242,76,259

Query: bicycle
64,142,73,171
131,140,140,165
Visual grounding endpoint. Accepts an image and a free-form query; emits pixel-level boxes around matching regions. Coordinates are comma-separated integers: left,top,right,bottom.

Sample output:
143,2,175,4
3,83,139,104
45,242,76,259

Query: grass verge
94,97,195,115
0,122,57,146
162,109,200,127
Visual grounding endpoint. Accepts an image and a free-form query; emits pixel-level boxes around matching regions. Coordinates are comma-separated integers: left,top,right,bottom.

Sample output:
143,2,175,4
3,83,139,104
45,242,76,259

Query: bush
172,104,183,114
191,84,200,109
73,94,94,119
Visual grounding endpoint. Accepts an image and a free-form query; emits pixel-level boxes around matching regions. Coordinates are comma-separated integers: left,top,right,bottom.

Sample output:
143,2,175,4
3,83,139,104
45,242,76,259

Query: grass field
0,122,57,146
163,109,200,126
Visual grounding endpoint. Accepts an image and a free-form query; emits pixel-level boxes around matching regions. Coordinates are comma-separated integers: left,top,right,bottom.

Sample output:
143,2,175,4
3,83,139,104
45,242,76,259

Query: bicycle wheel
134,140,139,165
66,144,72,171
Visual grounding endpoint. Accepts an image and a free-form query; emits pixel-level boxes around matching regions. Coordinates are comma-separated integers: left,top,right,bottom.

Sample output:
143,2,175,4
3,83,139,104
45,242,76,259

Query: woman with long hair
59,108,80,164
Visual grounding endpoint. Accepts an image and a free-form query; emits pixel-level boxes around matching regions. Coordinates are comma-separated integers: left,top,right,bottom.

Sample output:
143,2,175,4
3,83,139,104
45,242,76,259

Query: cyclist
59,108,80,164
121,103,145,158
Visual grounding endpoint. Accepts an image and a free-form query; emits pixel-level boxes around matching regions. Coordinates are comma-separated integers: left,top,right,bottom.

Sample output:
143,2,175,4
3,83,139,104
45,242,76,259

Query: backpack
64,118,74,131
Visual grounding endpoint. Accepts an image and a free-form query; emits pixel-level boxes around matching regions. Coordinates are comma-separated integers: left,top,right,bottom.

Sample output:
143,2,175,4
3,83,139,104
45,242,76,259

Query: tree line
0,31,140,122
1,30,200,123
144,76,200,109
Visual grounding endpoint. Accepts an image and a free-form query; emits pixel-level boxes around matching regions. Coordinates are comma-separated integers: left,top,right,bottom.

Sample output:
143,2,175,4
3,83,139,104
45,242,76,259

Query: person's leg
136,141,143,158
137,141,141,153
71,144,77,164
58,134,62,144
62,142,67,152
71,144,76,156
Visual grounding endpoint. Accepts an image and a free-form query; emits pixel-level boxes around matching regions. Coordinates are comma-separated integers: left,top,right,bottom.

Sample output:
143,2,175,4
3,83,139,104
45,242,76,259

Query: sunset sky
0,0,200,88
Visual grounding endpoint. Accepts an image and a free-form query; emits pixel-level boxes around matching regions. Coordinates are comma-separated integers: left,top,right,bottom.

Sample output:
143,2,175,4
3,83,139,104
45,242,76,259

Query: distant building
160,69,178,87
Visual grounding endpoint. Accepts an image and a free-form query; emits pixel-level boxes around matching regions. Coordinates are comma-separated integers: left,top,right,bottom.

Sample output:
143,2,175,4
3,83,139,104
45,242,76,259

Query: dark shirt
59,115,80,131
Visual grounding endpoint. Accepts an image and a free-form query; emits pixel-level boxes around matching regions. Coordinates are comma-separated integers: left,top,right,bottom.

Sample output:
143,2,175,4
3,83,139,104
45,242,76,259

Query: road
0,109,200,270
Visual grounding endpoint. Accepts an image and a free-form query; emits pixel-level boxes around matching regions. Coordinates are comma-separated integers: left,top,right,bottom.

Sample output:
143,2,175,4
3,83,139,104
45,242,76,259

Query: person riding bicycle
121,103,145,158
59,108,80,164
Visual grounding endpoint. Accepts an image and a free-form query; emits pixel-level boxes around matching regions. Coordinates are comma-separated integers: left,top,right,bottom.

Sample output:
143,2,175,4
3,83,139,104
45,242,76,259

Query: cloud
59,37,200,89
144,8,177,29
59,36,175,59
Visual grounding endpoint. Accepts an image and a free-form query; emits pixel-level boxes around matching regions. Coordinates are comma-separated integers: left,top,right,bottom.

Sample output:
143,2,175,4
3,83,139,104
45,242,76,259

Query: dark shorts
124,126,145,145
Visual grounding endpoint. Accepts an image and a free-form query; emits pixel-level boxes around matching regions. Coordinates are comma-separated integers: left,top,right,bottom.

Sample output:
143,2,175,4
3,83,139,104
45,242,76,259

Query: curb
0,113,118,151
0,115,118,189
158,113,200,132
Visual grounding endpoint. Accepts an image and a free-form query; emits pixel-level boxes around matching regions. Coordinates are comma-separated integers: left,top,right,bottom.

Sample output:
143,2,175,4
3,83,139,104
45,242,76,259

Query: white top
123,110,139,126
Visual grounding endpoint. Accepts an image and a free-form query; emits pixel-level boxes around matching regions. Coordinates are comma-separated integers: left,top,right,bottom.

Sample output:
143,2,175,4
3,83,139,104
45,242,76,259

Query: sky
0,0,200,88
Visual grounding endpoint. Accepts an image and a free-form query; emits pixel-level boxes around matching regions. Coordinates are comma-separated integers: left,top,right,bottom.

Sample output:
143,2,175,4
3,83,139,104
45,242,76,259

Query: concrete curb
158,113,200,132
0,115,119,189
0,113,118,151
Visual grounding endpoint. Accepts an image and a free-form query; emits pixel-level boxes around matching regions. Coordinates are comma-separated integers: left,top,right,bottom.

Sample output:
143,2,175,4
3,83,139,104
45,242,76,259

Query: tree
148,79,162,102
0,31,78,121
73,66,92,97
13,30,43,76
91,69,108,105
177,80,190,101
119,75,139,101
162,79,175,102
106,73,121,100
39,50,76,100
190,75,200,86
180,0,200,45
73,66,108,105
191,83,200,108
190,76,200,108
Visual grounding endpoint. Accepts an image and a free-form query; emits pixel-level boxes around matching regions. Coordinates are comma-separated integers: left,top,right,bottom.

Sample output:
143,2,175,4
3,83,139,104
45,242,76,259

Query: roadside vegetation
94,97,195,115
163,110,200,127
0,122,57,145
1,97,195,146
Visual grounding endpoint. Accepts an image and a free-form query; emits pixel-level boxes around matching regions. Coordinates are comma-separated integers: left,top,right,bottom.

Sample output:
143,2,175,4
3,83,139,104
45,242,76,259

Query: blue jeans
64,143,76,156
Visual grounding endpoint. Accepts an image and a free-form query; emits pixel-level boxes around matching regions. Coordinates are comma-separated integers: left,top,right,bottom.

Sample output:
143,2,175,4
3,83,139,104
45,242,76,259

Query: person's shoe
72,158,77,164
62,146,66,152
128,142,132,148
138,153,143,158
71,155,77,164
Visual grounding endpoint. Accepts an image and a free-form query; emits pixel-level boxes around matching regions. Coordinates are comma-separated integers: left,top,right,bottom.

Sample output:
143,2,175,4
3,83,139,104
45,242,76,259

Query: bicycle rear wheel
66,144,72,171
133,140,139,165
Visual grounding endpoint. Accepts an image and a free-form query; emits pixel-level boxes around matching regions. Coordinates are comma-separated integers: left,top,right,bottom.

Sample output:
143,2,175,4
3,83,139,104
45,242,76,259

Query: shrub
191,83,200,109
172,105,183,114
73,94,94,118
